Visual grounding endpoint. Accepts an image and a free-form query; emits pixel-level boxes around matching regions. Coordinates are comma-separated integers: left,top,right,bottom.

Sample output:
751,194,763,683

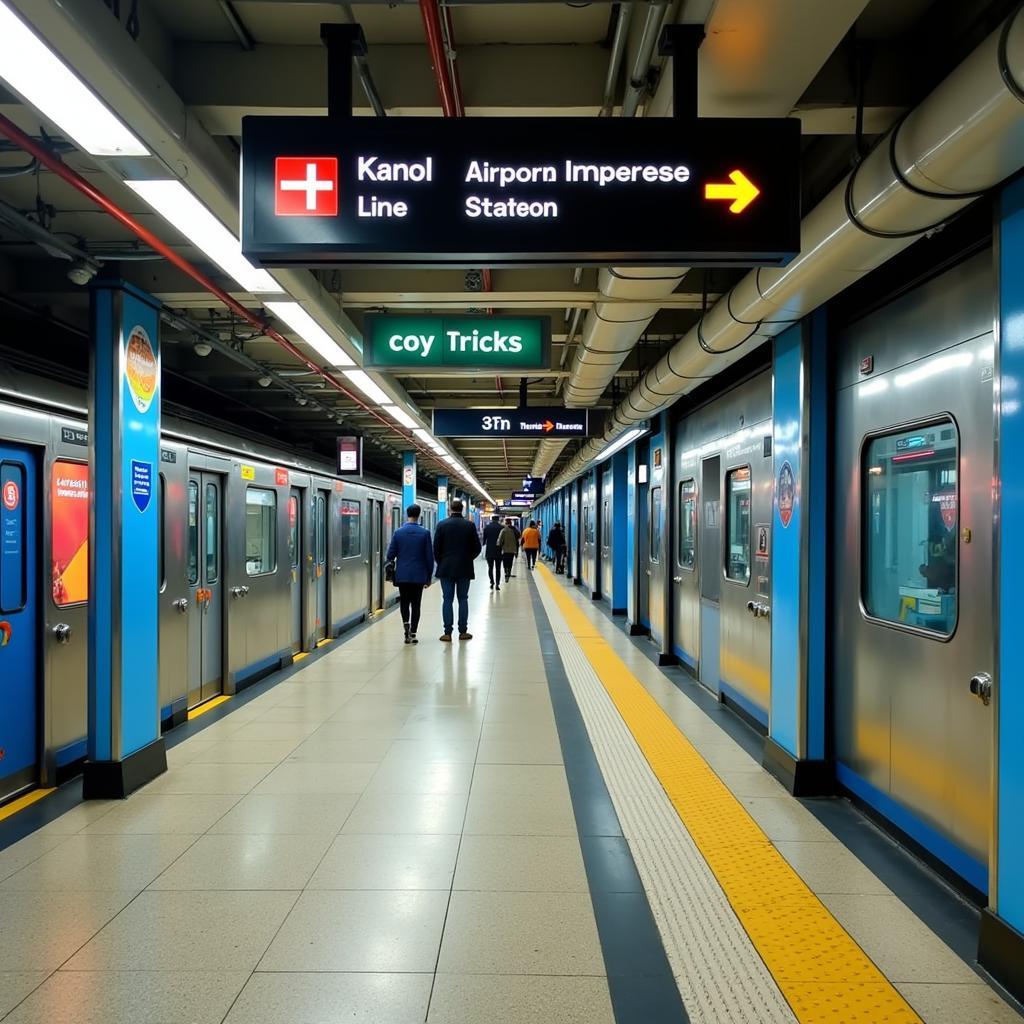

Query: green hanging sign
363,314,550,372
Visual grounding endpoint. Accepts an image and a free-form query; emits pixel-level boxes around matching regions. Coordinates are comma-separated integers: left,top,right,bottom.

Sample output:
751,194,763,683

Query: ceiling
0,0,1012,499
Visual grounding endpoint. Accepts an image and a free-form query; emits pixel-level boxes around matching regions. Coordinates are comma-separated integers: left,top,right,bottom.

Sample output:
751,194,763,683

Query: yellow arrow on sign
704,169,760,213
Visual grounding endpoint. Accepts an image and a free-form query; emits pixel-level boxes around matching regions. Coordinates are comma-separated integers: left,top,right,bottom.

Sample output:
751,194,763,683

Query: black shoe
403,625,411,644
489,582,494,590
410,634,418,644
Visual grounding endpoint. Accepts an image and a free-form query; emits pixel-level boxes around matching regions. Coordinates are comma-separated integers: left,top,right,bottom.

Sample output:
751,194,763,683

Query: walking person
497,518,519,583
547,521,567,574
521,520,541,570
482,514,504,591
385,503,434,644
433,498,482,641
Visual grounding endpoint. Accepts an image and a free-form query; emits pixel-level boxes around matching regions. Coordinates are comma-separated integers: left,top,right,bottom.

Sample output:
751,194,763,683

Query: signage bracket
320,23,368,119
659,24,706,121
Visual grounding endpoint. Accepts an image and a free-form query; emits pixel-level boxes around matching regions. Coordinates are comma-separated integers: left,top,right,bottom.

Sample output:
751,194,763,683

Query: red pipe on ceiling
0,112,462,478
418,0,459,118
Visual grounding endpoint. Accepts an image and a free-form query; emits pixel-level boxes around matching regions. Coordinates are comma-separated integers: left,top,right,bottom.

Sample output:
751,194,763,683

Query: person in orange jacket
521,520,541,570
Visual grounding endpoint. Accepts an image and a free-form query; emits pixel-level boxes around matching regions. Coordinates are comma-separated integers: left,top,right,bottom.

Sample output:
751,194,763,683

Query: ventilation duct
551,10,1024,487
531,265,687,478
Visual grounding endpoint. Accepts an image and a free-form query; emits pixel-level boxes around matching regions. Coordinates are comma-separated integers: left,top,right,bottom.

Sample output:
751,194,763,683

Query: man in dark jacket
482,514,504,591
547,522,567,574
385,503,434,644
433,498,482,641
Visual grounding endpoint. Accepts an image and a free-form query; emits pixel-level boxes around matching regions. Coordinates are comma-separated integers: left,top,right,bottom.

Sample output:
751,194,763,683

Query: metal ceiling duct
551,8,1024,488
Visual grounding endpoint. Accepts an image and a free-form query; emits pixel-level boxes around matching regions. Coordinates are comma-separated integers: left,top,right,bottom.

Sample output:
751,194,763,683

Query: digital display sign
241,116,800,267
336,436,362,475
432,407,591,438
363,314,550,372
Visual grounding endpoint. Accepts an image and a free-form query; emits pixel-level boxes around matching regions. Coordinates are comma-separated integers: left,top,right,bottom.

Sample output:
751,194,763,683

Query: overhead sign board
432,407,591,438
336,435,362,475
241,116,801,267
511,491,538,502
363,314,549,372
521,477,545,496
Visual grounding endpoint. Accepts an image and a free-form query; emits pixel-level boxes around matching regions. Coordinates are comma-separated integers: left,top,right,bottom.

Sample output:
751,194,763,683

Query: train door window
288,496,299,569
725,466,751,584
50,461,89,607
245,487,277,576
602,500,610,548
340,500,362,557
1,463,25,612
863,420,958,635
204,483,219,583
187,480,199,586
158,474,166,590
315,495,326,565
678,479,697,570
650,486,662,562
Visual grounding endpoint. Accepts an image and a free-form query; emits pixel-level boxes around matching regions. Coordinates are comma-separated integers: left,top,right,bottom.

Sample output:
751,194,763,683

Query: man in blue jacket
432,498,482,641
385,503,434,644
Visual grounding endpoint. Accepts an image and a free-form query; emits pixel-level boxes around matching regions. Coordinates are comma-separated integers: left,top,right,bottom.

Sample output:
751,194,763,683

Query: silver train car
0,365,436,804
542,246,994,894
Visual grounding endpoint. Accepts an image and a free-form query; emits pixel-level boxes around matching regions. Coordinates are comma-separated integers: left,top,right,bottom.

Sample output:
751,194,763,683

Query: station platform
0,559,1020,1024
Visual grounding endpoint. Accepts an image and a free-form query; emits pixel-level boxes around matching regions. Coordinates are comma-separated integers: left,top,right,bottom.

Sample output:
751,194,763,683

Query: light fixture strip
264,301,354,368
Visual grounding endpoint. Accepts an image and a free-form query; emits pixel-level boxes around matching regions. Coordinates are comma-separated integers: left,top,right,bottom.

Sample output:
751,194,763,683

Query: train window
205,483,219,583
725,467,751,584
245,487,277,576
187,480,199,586
602,500,610,550
1,463,26,612
288,496,299,568
50,461,89,607
340,500,362,557
863,421,958,636
315,495,327,565
650,486,662,562
678,479,697,570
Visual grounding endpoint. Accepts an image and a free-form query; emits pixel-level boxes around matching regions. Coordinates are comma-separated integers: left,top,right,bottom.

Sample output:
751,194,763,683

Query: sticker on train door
777,461,795,528
755,524,770,559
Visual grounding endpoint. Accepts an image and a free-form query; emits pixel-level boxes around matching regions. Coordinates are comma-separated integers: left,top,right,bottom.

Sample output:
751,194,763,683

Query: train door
636,445,650,628
288,488,303,652
569,483,579,580
369,499,384,611
648,441,667,648
600,468,612,602
698,456,721,693
314,490,328,642
0,445,37,802
187,471,223,709
672,474,700,669
834,295,994,889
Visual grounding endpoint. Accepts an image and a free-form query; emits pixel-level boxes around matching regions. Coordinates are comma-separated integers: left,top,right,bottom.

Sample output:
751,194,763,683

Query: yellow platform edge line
0,787,56,822
535,564,923,1024
316,637,334,647
186,694,231,720
292,651,310,662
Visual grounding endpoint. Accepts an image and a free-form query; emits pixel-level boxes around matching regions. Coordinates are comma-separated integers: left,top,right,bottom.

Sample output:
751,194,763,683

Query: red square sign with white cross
274,157,338,217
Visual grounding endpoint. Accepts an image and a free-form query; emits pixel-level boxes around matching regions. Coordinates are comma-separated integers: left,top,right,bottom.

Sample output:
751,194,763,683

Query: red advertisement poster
51,461,89,606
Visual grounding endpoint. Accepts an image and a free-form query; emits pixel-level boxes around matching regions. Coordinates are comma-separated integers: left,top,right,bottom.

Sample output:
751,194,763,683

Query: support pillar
437,475,448,521
979,178,1024,1001
402,451,416,515
762,315,830,797
85,279,166,798
611,449,628,613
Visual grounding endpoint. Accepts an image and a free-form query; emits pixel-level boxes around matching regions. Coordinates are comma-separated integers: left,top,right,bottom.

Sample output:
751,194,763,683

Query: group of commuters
385,498,482,643
385,501,568,644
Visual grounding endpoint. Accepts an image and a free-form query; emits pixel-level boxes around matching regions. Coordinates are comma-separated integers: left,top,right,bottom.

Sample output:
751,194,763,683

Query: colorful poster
777,460,795,529
51,461,89,606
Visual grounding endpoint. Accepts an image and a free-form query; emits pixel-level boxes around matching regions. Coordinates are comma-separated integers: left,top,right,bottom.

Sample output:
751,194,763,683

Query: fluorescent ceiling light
263,301,355,368
125,179,277,293
384,405,417,429
413,427,432,442
594,427,645,465
0,4,148,157
343,369,391,405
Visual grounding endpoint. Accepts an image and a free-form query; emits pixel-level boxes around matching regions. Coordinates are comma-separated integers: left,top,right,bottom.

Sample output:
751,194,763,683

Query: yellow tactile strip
536,564,922,1024
0,787,55,823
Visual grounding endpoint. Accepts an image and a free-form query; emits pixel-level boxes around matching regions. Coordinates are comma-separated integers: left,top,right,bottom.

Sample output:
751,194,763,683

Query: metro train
539,247,994,896
0,364,436,805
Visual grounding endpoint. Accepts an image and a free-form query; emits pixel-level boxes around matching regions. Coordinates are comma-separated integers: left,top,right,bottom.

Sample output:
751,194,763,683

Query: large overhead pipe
601,3,634,116
551,8,1024,488
621,0,671,118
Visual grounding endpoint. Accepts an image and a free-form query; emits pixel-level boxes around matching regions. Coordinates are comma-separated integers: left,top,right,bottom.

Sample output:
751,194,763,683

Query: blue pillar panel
770,325,803,758
997,180,1024,930
402,451,416,515
626,445,637,625
437,476,448,522
612,449,629,610
89,281,162,769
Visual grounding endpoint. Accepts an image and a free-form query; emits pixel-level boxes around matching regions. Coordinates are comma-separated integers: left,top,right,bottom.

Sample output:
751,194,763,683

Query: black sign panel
61,426,88,447
521,477,546,496
241,116,800,267
432,407,590,438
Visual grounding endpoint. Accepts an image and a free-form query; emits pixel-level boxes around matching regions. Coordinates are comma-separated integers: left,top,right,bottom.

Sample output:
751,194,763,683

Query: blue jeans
440,577,471,635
